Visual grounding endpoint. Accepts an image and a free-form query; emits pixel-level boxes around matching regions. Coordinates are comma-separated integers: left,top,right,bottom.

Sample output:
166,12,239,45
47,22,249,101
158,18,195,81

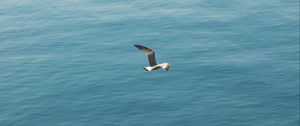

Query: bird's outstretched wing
134,44,157,66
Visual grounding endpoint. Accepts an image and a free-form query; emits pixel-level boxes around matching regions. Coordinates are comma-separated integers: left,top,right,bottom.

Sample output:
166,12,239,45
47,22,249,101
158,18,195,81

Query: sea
0,0,299,126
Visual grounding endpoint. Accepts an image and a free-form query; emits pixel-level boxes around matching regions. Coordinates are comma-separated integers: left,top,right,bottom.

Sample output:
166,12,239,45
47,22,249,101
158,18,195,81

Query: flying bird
134,44,170,72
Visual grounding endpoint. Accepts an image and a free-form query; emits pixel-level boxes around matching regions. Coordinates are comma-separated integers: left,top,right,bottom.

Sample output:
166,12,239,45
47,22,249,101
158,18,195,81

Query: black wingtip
134,44,144,50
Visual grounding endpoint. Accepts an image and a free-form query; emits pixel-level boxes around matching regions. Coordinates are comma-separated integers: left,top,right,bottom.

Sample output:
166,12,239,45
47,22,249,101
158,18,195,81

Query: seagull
134,44,170,72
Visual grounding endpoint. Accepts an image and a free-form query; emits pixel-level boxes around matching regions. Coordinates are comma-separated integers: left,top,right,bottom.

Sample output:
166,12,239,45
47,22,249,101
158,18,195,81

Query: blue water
0,0,299,126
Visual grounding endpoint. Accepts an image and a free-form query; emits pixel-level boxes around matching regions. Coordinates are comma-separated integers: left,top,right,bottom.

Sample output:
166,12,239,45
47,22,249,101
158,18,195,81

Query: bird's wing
134,44,157,66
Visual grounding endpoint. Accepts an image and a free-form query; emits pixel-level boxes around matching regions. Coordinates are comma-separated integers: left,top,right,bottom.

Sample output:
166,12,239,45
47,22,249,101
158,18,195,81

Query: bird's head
162,63,170,71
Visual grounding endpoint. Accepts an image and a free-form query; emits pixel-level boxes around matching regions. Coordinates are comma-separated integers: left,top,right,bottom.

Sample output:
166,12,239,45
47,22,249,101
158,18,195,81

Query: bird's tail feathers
143,66,153,71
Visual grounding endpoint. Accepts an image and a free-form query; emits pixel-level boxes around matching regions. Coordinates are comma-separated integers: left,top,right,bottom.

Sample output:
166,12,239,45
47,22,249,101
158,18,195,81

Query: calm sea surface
0,0,299,126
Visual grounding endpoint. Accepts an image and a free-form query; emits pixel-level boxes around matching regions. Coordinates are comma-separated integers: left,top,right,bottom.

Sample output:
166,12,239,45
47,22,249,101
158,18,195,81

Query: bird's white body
144,63,170,71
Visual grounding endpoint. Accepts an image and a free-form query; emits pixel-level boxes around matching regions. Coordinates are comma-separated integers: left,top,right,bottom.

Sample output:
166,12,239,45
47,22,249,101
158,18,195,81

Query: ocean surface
0,0,299,126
